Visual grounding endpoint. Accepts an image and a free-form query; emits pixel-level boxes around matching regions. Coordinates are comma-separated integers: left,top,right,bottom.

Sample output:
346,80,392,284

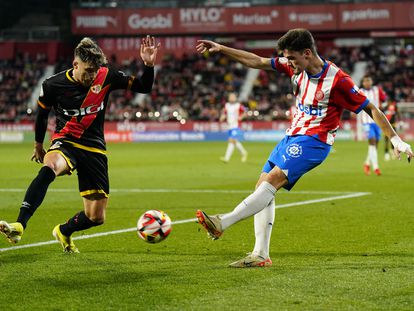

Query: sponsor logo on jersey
297,102,323,116
62,102,104,117
91,84,102,94
286,143,302,158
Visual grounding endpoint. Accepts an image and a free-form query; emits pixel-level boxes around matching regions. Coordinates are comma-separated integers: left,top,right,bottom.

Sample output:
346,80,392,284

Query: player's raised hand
196,40,221,54
391,136,413,163
140,35,160,67
31,142,46,164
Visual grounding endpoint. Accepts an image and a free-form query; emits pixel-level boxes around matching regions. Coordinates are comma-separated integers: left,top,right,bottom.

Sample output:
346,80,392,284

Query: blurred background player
360,75,387,176
220,92,248,163
0,36,159,252
382,98,401,161
195,29,413,268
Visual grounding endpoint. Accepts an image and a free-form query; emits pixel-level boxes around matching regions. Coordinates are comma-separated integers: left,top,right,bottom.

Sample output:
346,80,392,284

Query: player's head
361,75,373,89
228,93,237,103
73,37,107,87
277,29,317,74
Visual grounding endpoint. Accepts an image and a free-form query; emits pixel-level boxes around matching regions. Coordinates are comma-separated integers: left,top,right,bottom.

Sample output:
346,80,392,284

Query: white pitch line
0,192,370,253
0,188,358,195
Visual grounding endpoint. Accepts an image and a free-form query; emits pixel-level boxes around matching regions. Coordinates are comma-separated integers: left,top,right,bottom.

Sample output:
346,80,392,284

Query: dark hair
360,74,373,86
277,29,317,54
74,37,107,67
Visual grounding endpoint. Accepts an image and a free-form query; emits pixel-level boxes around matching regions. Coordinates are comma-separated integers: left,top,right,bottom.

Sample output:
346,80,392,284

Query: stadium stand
0,53,47,121
1,44,413,123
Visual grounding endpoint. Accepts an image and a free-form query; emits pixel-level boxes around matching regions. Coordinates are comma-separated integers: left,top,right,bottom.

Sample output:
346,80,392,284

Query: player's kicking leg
197,136,331,267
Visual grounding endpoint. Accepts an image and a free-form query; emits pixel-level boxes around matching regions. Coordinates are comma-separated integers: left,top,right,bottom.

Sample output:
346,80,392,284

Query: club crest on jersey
286,143,302,158
297,102,323,116
315,90,325,101
91,84,102,94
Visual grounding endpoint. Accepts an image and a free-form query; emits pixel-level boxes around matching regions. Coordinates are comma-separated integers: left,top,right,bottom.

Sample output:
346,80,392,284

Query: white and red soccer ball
137,210,172,243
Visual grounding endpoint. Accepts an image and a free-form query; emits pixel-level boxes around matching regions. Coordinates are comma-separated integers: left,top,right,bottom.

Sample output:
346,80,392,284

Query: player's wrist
144,61,154,67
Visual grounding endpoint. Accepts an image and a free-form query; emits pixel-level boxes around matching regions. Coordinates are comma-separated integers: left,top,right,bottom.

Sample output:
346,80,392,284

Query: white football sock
252,199,275,259
368,145,379,170
221,181,276,230
224,143,235,161
365,146,370,165
235,141,247,155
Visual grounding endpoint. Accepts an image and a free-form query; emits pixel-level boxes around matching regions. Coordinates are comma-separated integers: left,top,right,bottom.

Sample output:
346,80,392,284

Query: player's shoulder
328,63,354,89
41,69,70,93
44,69,67,84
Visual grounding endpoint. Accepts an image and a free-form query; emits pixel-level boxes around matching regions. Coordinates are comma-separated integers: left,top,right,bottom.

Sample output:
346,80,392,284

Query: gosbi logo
91,84,102,94
286,143,302,158
62,102,104,117
297,102,323,116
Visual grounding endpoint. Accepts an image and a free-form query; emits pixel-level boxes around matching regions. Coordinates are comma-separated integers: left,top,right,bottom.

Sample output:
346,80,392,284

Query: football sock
17,166,56,229
59,211,100,237
235,141,247,155
221,181,276,230
368,145,379,170
252,199,275,259
365,146,370,165
224,143,235,161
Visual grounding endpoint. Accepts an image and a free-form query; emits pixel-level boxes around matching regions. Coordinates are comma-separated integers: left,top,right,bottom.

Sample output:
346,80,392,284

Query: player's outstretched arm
196,40,272,70
364,102,413,162
140,35,160,67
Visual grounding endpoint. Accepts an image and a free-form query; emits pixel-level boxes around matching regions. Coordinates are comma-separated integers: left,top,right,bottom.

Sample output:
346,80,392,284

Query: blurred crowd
0,44,413,123
0,53,48,121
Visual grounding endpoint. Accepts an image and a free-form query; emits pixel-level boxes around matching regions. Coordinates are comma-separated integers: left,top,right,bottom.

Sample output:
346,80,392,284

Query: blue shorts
364,123,381,141
228,128,242,140
262,135,331,191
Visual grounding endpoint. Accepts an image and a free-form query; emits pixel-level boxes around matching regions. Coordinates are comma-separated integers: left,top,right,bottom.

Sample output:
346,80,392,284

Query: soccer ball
137,210,172,243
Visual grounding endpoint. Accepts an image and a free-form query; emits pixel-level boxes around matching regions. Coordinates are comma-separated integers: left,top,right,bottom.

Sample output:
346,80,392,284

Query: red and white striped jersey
271,57,369,145
224,102,245,129
360,86,387,124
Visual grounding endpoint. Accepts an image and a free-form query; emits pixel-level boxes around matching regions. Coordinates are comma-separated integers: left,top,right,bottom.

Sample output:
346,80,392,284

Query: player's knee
266,167,288,189
88,214,105,225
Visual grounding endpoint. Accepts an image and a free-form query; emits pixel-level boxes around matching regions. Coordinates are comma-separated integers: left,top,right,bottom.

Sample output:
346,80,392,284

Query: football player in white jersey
220,93,248,163
195,29,413,268
360,75,387,176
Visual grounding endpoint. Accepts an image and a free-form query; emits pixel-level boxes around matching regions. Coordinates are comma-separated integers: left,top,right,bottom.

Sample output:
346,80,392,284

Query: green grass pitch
0,141,413,310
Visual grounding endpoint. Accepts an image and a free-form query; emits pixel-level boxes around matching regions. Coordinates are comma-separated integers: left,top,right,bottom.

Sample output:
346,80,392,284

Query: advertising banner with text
72,2,413,35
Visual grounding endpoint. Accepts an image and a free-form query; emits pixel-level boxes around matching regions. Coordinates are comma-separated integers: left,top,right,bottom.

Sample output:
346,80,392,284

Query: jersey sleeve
334,75,369,114
37,80,54,110
270,57,294,78
109,66,154,93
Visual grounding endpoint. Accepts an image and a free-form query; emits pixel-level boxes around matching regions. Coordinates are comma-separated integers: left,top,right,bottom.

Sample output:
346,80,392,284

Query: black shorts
47,140,109,198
